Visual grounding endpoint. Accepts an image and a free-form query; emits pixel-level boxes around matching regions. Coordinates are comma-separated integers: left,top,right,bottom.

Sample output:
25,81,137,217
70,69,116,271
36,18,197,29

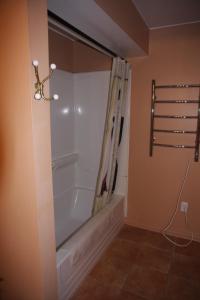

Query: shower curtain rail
150,80,200,161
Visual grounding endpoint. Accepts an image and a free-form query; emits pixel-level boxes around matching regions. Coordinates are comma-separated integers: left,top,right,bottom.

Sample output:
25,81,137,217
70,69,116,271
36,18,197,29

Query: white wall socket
180,201,189,213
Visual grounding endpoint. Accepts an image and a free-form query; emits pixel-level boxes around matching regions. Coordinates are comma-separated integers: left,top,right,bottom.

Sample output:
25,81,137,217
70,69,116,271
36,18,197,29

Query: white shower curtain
93,57,130,214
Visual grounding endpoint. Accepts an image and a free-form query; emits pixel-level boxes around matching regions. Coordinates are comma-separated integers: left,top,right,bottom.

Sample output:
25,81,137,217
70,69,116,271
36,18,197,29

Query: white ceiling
132,0,200,29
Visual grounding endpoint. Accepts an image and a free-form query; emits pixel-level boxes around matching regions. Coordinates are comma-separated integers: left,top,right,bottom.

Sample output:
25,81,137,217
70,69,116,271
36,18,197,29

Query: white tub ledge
56,195,124,300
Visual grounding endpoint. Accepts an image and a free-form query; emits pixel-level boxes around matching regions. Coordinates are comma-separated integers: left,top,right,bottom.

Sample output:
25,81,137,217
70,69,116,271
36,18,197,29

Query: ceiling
132,0,200,29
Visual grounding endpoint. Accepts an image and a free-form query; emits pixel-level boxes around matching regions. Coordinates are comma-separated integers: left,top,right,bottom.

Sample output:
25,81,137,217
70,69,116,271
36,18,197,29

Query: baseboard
125,220,200,243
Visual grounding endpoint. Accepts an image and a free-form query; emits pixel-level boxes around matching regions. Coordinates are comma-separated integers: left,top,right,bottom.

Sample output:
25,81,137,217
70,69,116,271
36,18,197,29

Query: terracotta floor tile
71,280,146,300
137,245,172,273
170,253,200,284
143,230,174,252
71,226,200,300
105,238,139,262
72,285,121,300
166,274,200,300
117,290,146,300
117,225,147,244
70,276,101,300
174,240,200,258
89,257,128,289
123,265,168,300
103,254,134,274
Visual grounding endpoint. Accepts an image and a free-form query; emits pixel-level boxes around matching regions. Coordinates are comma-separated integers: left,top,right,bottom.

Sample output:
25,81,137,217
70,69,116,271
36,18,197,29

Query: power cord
161,159,194,247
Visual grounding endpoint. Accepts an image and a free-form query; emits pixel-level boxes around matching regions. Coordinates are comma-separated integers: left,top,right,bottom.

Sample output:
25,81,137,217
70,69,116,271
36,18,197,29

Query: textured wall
127,23,200,241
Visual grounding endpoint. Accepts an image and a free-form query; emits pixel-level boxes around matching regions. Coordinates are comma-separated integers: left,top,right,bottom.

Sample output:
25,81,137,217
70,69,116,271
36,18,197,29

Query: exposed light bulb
32,60,39,67
34,93,41,100
50,63,56,70
53,94,59,100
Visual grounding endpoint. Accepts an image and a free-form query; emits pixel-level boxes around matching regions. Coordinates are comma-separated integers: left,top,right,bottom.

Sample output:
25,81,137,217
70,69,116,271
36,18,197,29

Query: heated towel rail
150,80,200,162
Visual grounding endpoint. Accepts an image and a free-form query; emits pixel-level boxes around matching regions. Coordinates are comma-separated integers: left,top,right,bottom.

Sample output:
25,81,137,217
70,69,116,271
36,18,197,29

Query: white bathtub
50,69,124,299
56,195,124,300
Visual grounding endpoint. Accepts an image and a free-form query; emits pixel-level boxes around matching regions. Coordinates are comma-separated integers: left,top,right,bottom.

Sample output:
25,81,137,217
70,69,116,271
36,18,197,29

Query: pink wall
127,23,200,241
48,29,112,73
27,0,57,299
73,41,112,72
49,29,74,72
0,1,57,299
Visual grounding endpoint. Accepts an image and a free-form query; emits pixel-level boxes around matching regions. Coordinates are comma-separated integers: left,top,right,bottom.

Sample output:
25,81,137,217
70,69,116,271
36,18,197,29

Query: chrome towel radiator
150,80,200,162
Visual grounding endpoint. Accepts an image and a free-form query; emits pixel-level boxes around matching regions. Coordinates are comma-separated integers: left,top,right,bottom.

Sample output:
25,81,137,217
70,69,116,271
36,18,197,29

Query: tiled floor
70,225,200,300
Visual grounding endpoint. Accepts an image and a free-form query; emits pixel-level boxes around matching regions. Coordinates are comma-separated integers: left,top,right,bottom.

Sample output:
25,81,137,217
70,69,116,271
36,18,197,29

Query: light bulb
34,93,41,100
32,60,39,67
53,94,59,100
50,63,56,70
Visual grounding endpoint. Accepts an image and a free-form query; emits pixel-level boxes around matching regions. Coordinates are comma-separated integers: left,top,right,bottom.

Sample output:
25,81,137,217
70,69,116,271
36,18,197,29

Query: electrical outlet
180,201,188,213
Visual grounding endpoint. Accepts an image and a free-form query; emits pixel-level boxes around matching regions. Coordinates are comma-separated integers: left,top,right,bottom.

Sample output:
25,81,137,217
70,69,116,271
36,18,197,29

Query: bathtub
50,69,125,299
56,194,124,300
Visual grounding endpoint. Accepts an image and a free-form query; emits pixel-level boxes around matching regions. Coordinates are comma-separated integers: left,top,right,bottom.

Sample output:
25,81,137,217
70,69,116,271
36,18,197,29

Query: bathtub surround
128,22,200,242
50,69,110,247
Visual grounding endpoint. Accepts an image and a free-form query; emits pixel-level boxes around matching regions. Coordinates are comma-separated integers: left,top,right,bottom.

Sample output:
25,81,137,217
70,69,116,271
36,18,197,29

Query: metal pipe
155,84,200,89
153,129,197,134
155,100,199,104
154,115,198,119
194,89,200,161
153,143,195,149
149,80,156,156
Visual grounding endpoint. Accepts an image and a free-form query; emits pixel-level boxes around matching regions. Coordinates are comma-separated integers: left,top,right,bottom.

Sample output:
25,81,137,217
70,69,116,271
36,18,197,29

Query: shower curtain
93,57,130,214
